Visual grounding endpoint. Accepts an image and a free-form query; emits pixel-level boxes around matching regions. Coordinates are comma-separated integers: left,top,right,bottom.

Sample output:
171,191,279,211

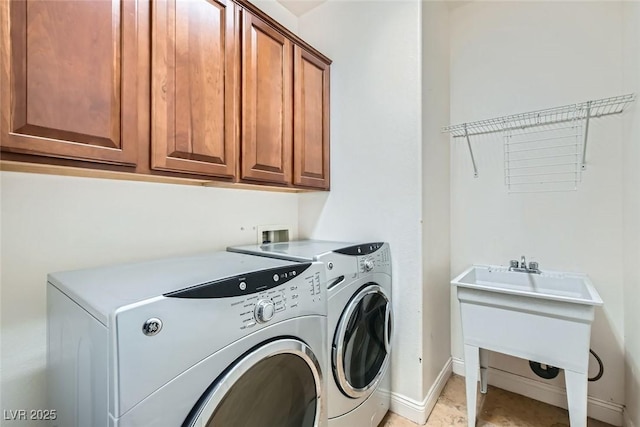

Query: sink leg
565,369,588,427
464,344,479,427
479,348,489,394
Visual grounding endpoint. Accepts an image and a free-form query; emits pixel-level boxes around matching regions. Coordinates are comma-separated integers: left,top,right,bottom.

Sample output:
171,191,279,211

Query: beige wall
622,2,640,426
421,0,452,406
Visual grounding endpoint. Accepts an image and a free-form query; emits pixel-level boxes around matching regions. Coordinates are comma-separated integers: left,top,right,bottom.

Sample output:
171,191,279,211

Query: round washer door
185,339,323,427
333,284,393,399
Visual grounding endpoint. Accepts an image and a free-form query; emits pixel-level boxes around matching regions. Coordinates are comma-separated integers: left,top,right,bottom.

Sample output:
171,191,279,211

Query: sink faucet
509,256,541,274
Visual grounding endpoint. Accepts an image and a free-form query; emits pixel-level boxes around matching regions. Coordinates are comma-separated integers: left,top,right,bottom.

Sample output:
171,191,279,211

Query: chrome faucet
509,256,541,274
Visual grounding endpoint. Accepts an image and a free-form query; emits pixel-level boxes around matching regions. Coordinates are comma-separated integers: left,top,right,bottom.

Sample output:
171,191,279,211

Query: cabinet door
293,46,330,189
241,12,292,185
151,0,238,178
0,0,139,165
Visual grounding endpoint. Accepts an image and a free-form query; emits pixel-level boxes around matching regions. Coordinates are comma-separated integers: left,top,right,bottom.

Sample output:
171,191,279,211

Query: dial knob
254,299,275,323
363,259,374,272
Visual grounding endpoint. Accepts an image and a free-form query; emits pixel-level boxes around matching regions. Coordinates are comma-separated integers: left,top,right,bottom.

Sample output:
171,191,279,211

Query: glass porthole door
333,284,392,399
185,339,323,427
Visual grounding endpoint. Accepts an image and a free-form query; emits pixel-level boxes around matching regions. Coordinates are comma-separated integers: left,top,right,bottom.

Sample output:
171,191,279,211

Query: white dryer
229,241,393,427
47,251,328,427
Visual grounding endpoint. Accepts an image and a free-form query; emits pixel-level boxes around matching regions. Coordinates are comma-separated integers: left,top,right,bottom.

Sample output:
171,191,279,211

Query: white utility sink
453,265,603,306
452,265,603,427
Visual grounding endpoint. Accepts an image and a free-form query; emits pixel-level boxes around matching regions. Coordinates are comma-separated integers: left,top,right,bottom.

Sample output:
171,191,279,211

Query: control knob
363,258,374,272
254,299,275,323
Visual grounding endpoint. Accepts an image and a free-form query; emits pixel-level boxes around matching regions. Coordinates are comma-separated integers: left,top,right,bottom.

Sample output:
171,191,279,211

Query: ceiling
276,0,327,17
276,0,471,17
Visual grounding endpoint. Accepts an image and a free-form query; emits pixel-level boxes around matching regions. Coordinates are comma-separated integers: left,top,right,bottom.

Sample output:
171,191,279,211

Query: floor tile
379,374,614,427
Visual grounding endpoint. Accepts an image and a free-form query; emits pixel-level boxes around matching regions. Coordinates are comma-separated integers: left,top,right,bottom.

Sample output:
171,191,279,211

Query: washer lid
228,240,358,262
48,251,297,325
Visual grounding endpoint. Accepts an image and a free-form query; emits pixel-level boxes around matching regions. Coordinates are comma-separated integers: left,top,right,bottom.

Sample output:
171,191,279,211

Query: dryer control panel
165,262,325,330
323,242,392,278
355,245,391,275
357,247,391,274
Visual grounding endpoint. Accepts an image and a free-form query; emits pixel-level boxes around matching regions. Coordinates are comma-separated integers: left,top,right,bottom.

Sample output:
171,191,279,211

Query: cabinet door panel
152,0,238,177
241,12,292,184
1,0,138,165
293,46,330,189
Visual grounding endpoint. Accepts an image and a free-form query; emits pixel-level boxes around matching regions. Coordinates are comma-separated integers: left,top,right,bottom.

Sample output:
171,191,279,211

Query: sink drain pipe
529,361,560,379
529,349,604,382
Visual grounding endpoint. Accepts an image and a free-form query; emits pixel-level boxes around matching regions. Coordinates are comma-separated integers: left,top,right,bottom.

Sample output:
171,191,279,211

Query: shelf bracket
581,101,591,171
464,124,479,178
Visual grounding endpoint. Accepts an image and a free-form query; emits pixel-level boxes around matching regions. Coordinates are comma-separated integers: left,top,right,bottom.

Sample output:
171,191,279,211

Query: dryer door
185,338,323,427
333,284,392,399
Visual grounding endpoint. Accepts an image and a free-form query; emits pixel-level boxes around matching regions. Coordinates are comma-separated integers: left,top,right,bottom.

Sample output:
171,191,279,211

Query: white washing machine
47,251,328,427
229,241,393,427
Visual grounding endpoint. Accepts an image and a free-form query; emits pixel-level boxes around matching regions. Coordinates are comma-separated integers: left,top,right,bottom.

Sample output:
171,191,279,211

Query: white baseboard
452,357,624,426
390,357,453,424
624,409,637,427
452,357,465,376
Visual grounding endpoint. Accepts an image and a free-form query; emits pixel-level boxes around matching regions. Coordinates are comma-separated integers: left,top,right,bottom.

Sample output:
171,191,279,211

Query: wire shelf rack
443,94,635,137
443,93,636,179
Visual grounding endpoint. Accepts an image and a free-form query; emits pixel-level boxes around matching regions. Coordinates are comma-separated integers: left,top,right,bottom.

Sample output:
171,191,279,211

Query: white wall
421,0,451,402
622,2,640,426
450,0,626,413
0,172,300,425
251,0,298,34
297,0,426,405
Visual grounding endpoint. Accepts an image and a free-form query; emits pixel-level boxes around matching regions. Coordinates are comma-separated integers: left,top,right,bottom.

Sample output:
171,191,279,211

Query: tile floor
380,374,614,427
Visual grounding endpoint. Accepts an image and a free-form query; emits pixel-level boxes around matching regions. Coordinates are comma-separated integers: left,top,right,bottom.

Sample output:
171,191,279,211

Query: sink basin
452,264,603,427
452,265,603,306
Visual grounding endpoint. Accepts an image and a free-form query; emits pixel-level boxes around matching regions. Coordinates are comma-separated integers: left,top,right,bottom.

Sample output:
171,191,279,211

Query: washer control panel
254,299,275,323
165,262,325,330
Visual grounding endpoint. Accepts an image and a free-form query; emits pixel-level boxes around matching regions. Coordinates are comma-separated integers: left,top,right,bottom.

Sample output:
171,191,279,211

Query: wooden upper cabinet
0,0,139,165
241,11,292,185
1,0,331,190
293,46,330,189
151,0,238,178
